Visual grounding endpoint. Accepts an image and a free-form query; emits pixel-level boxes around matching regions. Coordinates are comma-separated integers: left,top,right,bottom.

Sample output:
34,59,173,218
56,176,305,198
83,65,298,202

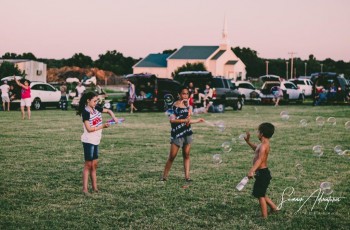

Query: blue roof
134,54,170,68
211,50,226,60
169,46,219,60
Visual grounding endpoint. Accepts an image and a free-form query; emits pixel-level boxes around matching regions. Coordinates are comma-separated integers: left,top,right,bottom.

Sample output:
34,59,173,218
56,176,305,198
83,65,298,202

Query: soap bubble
281,114,290,121
238,134,246,144
345,121,350,130
334,145,343,155
280,111,290,121
341,149,350,157
214,120,225,132
295,163,304,172
300,119,308,127
213,154,223,164
327,117,336,126
312,145,324,157
221,142,232,153
316,116,325,126
231,138,237,144
320,182,333,195
280,111,288,116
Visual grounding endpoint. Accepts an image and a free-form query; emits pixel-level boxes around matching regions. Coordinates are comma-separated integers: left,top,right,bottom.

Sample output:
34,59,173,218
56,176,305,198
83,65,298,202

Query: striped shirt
170,105,193,140
81,106,103,145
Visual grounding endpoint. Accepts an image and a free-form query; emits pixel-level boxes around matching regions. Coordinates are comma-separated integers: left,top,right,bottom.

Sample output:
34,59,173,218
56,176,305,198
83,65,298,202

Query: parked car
290,78,313,97
260,80,304,104
124,73,181,111
311,73,350,105
174,71,243,111
234,80,261,104
1,77,61,110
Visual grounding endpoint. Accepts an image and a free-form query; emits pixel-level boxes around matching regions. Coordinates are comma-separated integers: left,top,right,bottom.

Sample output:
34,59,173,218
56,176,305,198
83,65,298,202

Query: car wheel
32,98,42,110
233,100,243,111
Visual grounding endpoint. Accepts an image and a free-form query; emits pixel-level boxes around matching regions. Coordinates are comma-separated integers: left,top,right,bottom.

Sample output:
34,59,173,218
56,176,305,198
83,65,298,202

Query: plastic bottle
236,176,249,191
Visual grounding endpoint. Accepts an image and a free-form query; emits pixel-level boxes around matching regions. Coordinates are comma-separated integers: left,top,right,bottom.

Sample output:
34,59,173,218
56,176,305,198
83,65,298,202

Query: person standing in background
60,81,68,110
127,80,137,113
15,77,31,119
0,80,10,111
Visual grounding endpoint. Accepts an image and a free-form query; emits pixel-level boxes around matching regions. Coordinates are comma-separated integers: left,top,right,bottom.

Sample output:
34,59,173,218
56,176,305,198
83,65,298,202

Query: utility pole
288,52,297,79
265,61,269,76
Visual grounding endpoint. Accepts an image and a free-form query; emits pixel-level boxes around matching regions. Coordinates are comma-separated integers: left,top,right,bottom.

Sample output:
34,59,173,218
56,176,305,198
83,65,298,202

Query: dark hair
178,86,189,94
258,122,275,138
76,91,98,116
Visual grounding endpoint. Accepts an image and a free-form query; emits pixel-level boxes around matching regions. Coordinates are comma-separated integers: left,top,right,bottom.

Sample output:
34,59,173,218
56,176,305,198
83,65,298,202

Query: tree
232,47,264,78
171,62,207,78
162,49,177,54
0,61,25,80
95,50,137,75
2,52,20,59
65,53,93,68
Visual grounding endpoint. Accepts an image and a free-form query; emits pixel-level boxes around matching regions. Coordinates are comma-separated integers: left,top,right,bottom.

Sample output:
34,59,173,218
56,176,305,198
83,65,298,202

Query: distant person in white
76,82,86,97
0,81,11,111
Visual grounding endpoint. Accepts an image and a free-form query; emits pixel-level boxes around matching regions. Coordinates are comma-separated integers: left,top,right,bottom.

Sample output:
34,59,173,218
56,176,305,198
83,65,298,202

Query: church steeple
220,16,230,50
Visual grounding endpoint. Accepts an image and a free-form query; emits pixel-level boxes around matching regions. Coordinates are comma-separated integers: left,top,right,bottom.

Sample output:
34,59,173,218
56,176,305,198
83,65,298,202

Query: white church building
133,19,247,80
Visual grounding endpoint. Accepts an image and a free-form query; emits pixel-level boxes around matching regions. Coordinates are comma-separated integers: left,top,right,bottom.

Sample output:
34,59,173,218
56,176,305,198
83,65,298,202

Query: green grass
0,105,349,229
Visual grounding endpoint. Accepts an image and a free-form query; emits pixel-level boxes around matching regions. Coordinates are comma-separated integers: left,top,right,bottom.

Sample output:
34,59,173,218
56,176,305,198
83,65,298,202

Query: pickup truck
174,71,243,111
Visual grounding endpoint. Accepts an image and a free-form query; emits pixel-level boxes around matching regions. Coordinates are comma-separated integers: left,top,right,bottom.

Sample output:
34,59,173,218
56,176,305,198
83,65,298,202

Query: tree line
1,48,350,79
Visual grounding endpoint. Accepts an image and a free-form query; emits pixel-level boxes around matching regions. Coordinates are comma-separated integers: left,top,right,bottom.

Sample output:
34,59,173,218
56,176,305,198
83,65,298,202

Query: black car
311,73,349,105
125,73,181,111
174,71,243,111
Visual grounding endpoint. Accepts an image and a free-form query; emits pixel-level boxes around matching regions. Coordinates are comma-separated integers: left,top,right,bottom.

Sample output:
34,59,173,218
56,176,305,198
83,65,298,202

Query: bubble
214,120,225,132
295,163,304,172
280,111,288,116
280,111,289,121
238,134,246,144
164,94,174,106
327,117,336,126
334,145,343,155
316,116,325,126
312,145,324,157
299,119,308,127
345,121,350,130
341,149,350,157
320,182,333,195
281,114,290,121
231,138,237,144
221,142,232,153
212,154,223,164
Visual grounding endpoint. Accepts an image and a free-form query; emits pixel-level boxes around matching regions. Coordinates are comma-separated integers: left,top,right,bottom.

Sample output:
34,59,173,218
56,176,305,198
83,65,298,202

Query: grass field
0,105,349,229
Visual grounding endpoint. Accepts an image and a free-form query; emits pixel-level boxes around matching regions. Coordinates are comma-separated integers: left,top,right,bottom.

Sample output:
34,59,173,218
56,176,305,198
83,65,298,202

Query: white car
290,78,313,97
260,80,304,104
1,78,61,110
234,81,261,103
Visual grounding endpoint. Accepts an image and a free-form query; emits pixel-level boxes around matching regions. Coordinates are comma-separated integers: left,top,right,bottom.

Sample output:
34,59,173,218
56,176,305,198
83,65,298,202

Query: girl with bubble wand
76,91,120,195
161,86,205,182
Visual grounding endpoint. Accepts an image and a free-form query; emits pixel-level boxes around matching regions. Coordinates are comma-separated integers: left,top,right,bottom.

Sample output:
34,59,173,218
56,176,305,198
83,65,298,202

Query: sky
1,0,350,61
